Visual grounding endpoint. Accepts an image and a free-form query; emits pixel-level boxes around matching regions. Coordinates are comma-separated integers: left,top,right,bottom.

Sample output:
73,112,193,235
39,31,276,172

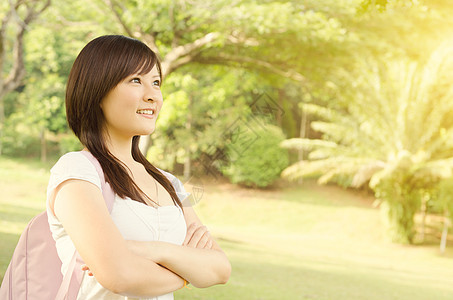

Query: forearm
128,240,231,288
108,252,185,297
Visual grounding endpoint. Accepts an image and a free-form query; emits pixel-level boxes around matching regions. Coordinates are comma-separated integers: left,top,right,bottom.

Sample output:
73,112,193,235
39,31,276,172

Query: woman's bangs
129,48,161,78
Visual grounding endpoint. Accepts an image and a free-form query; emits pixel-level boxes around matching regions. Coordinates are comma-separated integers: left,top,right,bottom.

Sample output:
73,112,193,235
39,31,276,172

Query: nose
143,85,162,103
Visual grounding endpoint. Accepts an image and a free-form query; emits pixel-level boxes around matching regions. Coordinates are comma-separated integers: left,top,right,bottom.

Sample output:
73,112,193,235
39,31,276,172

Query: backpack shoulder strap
80,151,115,213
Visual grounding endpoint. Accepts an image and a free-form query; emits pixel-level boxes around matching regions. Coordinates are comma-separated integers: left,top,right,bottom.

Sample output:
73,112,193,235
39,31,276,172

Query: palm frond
281,158,342,181
417,157,453,179
351,161,386,188
301,103,347,123
369,166,397,189
280,138,337,151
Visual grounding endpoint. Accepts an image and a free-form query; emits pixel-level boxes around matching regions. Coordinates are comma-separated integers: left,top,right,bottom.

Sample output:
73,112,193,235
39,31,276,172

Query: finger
196,231,211,249
187,226,208,248
186,225,204,247
183,223,196,245
183,223,197,246
207,239,213,249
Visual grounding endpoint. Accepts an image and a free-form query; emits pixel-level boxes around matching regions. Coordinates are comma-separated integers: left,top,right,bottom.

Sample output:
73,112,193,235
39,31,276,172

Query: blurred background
1,0,453,299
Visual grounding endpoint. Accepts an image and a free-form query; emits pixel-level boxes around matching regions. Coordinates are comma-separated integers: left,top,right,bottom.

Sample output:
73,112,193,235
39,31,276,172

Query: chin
138,128,156,136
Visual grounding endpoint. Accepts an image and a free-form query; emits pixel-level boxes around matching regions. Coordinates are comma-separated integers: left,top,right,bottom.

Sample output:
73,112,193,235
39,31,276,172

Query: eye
153,80,161,87
131,77,141,84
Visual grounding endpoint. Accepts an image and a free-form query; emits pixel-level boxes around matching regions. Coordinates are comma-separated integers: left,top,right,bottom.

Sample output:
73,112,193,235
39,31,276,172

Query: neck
104,133,136,166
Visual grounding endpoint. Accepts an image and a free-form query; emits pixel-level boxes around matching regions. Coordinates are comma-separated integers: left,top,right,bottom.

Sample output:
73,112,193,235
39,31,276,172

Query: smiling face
100,66,163,141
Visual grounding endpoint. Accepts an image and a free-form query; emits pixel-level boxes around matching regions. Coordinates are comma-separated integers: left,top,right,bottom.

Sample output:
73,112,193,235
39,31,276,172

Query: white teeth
137,109,154,115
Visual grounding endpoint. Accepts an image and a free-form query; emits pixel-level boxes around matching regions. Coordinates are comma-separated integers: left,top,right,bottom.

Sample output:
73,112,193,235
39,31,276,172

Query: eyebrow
130,73,160,78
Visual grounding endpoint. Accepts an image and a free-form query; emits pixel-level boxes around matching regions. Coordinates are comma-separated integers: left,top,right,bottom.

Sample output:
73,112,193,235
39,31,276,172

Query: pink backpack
0,151,115,300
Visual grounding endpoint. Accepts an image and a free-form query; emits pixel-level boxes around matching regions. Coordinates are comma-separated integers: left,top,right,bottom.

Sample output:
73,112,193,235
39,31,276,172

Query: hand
183,223,213,249
81,264,93,276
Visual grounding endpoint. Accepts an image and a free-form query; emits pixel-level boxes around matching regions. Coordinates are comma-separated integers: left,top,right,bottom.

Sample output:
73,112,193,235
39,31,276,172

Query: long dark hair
66,35,182,209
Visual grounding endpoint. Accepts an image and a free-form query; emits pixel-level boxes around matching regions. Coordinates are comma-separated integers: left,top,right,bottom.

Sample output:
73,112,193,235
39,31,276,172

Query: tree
91,0,354,159
281,39,453,243
0,0,51,154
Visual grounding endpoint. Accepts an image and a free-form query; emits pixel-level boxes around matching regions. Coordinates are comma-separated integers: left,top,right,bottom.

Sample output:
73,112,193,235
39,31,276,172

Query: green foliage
281,39,453,243
221,121,289,188
1,0,363,165
1,120,41,157
59,134,83,154
358,0,421,13
148,65,256,171
0,0,111,158
371,169,421,244
431,178,453,222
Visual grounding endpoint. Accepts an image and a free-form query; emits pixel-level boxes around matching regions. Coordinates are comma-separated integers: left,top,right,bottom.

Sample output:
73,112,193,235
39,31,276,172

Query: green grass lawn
1,156,453,299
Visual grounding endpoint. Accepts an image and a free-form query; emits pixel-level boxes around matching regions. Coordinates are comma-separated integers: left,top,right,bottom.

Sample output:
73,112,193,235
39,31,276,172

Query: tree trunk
40,127,47,162
298,107,307,184
0,0,51,156
184,146,191,181
299,109,306,161
277,89,283,127
419,192,429,243
0,91,5,155
183,96,193,181
440,210,450,255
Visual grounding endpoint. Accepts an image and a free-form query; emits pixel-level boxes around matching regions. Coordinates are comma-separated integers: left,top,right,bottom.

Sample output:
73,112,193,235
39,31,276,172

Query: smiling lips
137,108,156,118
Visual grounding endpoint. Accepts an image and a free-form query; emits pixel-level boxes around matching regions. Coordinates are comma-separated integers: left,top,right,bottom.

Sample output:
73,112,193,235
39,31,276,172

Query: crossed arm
126,210,231,288
52,179,231,298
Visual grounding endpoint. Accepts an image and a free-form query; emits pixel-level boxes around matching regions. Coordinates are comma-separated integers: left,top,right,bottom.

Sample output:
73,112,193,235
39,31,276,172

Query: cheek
112,93,138,112
101,99,132,123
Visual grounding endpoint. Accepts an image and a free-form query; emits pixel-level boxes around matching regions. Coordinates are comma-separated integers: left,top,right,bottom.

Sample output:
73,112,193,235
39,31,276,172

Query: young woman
46,35,231,299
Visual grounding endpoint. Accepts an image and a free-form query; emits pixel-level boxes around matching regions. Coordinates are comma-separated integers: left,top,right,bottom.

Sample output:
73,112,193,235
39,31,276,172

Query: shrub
372,169,422,244
221,121,289,188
